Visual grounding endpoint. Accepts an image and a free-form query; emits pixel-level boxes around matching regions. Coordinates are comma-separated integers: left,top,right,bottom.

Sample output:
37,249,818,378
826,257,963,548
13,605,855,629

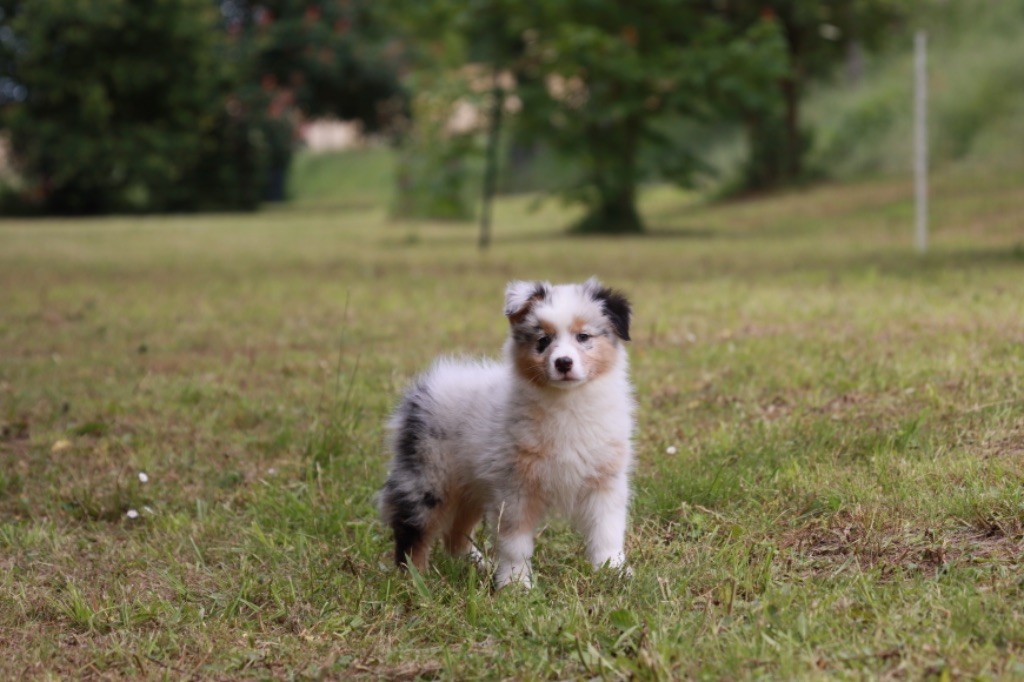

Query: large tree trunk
740,16,807,193
575,186,644,234
574,118,644,234
741,77,804,192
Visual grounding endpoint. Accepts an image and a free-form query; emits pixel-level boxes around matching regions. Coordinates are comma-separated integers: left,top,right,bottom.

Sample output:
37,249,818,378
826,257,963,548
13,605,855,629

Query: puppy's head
505,278,631,389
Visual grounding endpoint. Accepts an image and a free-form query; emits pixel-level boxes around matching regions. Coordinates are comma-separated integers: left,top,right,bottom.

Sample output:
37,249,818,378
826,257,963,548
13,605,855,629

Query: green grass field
2,162,1024,679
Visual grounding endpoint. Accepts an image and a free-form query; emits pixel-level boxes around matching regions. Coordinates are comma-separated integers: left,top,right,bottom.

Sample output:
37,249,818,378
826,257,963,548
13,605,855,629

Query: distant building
299,119,364,152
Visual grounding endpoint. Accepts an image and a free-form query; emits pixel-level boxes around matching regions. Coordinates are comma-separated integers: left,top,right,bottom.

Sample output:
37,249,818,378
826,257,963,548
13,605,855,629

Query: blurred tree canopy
221,0,406,200
723,0,905,191
0,0,404,213
391,0,788,233
225,0,404,127
515,2,786,233
0,0,902,218
0,0,266,213
389,0,904,232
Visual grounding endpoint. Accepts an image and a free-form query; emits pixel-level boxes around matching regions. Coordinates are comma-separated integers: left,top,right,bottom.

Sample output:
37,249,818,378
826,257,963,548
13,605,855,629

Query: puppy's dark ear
588,279,631,341
505,280,550,324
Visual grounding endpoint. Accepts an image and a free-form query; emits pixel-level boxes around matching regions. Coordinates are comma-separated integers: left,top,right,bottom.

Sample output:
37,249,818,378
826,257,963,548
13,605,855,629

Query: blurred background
0,0,1022,232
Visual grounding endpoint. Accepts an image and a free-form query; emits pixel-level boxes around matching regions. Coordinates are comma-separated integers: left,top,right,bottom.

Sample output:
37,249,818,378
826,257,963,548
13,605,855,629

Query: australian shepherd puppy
379,278,634,588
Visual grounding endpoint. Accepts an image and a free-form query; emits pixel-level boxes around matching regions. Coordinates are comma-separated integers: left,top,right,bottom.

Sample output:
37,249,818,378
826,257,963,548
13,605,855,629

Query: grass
287,145,396,209
2,160,1024,679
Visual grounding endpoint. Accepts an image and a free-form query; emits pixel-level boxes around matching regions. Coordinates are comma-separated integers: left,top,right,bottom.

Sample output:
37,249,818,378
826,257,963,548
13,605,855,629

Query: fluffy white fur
379,278,635,588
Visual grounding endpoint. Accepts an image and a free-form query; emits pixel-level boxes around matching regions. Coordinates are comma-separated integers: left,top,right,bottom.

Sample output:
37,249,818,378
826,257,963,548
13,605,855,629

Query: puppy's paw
493,567,534,591
465,546,491,571
594,555,633,579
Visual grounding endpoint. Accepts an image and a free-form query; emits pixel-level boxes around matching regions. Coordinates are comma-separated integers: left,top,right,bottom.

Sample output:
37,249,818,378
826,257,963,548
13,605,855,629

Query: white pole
914,31,928,254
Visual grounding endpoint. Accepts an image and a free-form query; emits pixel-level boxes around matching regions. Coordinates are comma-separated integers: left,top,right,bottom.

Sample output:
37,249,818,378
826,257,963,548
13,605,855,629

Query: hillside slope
807,0,1024,179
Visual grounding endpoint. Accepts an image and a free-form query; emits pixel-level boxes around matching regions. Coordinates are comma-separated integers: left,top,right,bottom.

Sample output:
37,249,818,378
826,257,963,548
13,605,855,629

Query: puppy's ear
588,279,632,341
505,280,550,323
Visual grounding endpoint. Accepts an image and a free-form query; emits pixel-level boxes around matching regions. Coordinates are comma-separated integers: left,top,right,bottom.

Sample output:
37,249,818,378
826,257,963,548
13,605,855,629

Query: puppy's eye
536,336,552,353
575,333,591,344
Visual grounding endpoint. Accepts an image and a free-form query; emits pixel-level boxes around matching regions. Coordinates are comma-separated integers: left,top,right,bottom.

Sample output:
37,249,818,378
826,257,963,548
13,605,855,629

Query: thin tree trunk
479,67,504,251
578,118,644,234
781,76,801,180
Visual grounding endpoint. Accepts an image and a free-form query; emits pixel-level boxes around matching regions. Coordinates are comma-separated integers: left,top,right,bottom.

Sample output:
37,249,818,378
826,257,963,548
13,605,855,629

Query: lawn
1,165,1023,679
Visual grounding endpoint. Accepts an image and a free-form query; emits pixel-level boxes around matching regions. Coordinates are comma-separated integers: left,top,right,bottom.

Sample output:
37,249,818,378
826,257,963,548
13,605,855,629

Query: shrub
1,0,268,213
391,73,478,222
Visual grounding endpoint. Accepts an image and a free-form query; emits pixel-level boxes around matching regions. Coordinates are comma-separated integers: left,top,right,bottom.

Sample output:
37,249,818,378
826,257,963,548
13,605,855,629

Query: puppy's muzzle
554,356,573,374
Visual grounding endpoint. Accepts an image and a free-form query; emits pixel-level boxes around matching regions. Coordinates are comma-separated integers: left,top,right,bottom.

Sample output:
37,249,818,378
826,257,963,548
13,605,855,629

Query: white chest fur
504,373,634,514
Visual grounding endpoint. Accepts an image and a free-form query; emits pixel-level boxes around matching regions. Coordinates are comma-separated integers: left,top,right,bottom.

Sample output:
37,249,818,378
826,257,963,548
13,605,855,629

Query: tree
222,0,407,200
0,0,268,213
0,0,407,213
397,0,787,233
725,0,904,191
0,0,274,210
390,69,480,222
530,2,790,232
374,1,485,222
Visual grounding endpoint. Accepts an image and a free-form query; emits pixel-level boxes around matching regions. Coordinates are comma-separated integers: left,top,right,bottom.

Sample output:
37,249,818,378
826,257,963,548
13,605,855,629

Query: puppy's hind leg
381,483,444,571
443,499,487,568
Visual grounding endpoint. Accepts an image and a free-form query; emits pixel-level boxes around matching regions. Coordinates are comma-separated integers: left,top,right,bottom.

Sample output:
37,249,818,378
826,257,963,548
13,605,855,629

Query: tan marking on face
512,319,557,387
570,316,589,335
513,342,548,387
584,333,619,379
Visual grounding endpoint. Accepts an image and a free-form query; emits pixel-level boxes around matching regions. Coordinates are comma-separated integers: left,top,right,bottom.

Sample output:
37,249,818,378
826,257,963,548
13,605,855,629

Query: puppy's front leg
491,502,538,589
577,475,630,572
494,530,535,589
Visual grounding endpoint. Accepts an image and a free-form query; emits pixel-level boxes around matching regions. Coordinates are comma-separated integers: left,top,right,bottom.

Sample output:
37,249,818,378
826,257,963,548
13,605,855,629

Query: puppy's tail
380,384,443,570
379,480,436,570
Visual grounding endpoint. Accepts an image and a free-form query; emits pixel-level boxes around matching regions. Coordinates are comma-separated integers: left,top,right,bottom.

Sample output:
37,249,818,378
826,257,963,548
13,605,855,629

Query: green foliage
243,0,405,128
397,0,787,232
221,0,406,202
806,0,1024,179
393,140,477,222
375,0,909,206
519,3,787,232
391,72,479,222
376,1,495,222
0,0,405,213
723,0,905,192
0,0,268,214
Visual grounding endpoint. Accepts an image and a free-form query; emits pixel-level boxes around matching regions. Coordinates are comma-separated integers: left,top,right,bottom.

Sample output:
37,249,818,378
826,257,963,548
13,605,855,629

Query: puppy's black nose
554,357,573,374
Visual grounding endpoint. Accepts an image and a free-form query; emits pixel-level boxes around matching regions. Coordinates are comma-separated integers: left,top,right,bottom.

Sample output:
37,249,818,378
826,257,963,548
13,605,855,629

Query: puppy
379,278,635,588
